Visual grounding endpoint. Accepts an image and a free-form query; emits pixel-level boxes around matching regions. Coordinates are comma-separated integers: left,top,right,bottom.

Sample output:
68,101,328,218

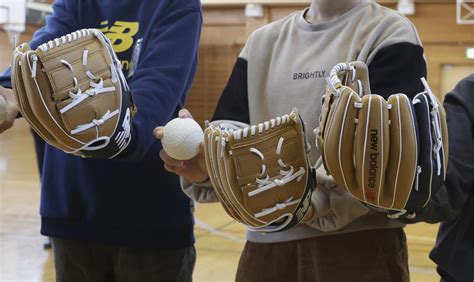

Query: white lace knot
275,203,286,210
92,119,104,126
275,179,285,186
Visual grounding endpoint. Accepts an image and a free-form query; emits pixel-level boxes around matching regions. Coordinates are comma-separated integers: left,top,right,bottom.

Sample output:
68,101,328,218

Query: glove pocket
231,131,301,186
241,182,298,223
46,49,110,102
56,79,119,142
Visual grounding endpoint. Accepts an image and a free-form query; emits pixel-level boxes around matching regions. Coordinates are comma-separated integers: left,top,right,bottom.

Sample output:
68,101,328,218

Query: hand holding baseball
0,87,19,134
154,109,209,183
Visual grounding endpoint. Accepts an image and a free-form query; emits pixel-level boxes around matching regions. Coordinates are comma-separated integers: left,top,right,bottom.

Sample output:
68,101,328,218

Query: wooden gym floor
0,120,440,281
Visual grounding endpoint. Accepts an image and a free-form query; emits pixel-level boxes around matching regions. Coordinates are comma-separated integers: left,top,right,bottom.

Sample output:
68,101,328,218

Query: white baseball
162,118,204,160
0,96,7,125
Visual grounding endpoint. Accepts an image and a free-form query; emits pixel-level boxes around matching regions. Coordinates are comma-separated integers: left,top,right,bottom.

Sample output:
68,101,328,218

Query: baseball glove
204,111,315,233
11,29,135,158
316,61,448,219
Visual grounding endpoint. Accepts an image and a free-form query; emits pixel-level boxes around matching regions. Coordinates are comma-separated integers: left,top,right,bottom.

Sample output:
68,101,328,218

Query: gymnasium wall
1,0,473,126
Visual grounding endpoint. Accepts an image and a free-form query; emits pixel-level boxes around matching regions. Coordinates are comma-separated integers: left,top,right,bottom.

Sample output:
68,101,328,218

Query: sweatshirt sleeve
180,177,220,203
304,166,369,232
120,4,202,161
405,77,474,223
368,42,426,99
0,0,78,89
212,57,250,123
366,15,426,99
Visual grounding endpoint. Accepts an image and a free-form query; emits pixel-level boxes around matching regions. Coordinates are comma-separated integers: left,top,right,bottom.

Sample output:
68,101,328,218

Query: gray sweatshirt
183,0,428,243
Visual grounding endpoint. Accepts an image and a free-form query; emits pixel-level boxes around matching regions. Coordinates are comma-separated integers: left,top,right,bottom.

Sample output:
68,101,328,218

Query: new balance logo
296,191,311,221
366,129,379,201
99,20,139,53
115,108,131,150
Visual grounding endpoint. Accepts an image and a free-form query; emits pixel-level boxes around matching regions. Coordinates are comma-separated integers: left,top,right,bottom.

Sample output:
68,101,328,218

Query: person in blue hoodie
0,0,202,281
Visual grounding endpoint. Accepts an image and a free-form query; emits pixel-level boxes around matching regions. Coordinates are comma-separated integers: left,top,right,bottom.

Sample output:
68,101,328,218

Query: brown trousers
236,228,409,282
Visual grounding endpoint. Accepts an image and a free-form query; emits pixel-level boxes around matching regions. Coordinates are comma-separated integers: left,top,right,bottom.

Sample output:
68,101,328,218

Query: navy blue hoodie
0,0,202,248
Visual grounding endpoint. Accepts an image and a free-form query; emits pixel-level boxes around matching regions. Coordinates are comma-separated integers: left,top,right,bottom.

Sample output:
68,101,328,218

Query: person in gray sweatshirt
155,0,427,281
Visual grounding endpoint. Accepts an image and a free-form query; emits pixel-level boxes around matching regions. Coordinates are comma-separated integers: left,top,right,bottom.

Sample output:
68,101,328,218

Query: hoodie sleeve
120,3,202,161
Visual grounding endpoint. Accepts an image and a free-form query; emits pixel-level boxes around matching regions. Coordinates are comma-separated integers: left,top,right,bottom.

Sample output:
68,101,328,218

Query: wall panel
2,1,473,124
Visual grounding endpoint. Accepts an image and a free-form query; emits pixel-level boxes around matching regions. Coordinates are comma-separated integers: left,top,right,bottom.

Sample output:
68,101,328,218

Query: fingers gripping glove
11,29,136,158
204,111,315,233
316,61,448,219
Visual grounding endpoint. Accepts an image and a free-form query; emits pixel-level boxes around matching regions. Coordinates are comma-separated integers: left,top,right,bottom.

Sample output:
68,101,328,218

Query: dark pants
52,238,196,282
236,228,409,282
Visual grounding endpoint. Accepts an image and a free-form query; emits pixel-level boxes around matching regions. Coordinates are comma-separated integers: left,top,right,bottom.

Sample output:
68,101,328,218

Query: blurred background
0,0,473,281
